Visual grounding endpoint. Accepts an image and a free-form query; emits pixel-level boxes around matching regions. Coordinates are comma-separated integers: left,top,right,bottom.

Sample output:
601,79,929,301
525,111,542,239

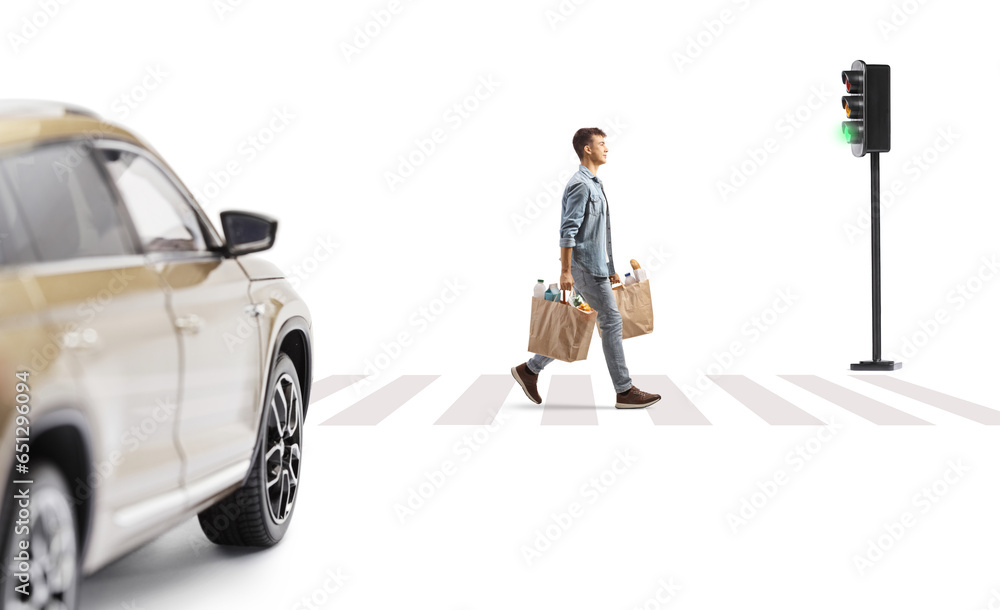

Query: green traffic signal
842,121,863,145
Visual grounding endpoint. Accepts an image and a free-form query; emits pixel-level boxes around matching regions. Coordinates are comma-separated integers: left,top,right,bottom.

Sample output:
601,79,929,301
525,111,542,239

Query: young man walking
512,128,661,409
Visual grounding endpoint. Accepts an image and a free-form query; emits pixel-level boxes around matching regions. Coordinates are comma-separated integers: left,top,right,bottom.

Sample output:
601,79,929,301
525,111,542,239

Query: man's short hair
572,127,607,160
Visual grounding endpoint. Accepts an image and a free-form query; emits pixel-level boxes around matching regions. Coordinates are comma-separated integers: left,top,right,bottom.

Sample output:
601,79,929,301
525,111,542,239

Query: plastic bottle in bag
533,279,546,299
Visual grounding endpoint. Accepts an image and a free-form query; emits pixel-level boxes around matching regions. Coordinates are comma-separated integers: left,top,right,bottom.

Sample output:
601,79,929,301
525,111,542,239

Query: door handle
174,314,204,334
61,328,98,350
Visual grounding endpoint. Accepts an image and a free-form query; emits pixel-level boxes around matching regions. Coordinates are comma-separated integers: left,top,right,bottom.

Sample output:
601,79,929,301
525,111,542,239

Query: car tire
1,462,81,609
197,353,304,547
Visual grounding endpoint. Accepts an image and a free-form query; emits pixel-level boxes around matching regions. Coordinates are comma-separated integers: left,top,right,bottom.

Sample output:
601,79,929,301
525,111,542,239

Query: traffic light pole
870,152,882,361
852,151,901,370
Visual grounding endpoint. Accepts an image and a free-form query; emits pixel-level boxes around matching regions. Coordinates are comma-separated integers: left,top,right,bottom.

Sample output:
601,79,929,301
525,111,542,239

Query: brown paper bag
598,280,654,340
527,296,597,362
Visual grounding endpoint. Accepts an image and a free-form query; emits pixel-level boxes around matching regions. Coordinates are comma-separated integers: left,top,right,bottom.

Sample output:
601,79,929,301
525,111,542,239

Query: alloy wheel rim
4,483,77,609
265,372,302,524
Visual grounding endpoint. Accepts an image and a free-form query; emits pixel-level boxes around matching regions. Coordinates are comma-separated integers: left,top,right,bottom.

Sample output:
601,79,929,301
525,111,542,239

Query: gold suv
0,101,313,609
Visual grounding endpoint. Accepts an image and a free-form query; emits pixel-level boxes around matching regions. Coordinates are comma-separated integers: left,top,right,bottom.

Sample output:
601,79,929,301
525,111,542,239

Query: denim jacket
558,165,615,277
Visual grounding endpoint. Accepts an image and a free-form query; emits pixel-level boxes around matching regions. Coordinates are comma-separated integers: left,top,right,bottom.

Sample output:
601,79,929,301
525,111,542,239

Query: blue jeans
527,266,633,394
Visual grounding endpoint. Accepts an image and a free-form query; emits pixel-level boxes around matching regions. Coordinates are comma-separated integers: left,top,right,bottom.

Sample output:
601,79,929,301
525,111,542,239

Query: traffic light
841,59,901,371
840,60,890,157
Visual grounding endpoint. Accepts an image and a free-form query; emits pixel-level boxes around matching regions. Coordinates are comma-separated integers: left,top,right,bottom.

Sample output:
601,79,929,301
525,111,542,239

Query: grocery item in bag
630,259,648,282
544,283,559,301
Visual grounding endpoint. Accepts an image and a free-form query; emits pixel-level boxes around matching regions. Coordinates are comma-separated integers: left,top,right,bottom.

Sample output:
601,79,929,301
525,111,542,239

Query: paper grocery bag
527,297,597,362
599,280,654,340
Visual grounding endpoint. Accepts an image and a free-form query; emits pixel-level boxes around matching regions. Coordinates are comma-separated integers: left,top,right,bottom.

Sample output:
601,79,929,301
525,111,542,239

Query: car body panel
151,255,260,488
236,256,285,282
23,257,186,570
0,272,82,506
248,277,313,396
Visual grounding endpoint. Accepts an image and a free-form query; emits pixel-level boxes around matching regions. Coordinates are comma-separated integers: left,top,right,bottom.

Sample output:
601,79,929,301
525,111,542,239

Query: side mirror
219,210,278,256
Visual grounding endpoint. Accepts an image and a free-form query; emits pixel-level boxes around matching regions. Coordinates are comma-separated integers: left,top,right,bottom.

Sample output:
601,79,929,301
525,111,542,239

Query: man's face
584,136,608,166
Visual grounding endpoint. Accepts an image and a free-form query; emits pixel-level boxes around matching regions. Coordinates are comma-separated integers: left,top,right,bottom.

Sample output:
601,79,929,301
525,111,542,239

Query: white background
6,0,1000,608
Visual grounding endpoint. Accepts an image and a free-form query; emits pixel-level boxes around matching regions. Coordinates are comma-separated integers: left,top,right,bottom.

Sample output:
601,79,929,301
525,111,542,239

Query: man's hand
609,273,621,285
560,270,574,292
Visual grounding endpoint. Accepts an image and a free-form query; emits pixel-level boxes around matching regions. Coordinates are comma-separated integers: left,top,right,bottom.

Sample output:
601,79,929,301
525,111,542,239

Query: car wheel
2,463,80,610
198,353,304,547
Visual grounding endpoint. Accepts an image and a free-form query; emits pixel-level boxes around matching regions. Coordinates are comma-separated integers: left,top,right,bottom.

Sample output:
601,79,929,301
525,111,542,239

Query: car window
100,149,206,253
0,170,39,265
0,143,136,263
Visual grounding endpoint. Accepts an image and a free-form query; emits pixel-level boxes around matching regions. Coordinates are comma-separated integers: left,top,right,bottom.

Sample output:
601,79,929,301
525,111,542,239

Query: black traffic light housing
841,60,891,157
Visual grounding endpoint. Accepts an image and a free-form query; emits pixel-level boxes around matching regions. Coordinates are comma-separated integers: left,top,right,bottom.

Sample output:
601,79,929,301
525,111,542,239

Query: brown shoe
511,363,542,404
615,385,661,409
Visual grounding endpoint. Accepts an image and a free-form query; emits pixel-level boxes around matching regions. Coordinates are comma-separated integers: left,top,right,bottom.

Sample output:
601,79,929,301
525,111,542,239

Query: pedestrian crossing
623,375,710,425
307,373,999,427
853,375,1000,424
780,375,929,425
539,375,598,425
708,375,823,425
321,375,439,426
434,374,521,425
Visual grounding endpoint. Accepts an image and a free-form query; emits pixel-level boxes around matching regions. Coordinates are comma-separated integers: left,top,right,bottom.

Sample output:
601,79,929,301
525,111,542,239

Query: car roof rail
0,100,101,120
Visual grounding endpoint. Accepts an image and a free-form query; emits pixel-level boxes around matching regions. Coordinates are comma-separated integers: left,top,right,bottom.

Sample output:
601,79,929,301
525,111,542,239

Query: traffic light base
850,360,903,371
